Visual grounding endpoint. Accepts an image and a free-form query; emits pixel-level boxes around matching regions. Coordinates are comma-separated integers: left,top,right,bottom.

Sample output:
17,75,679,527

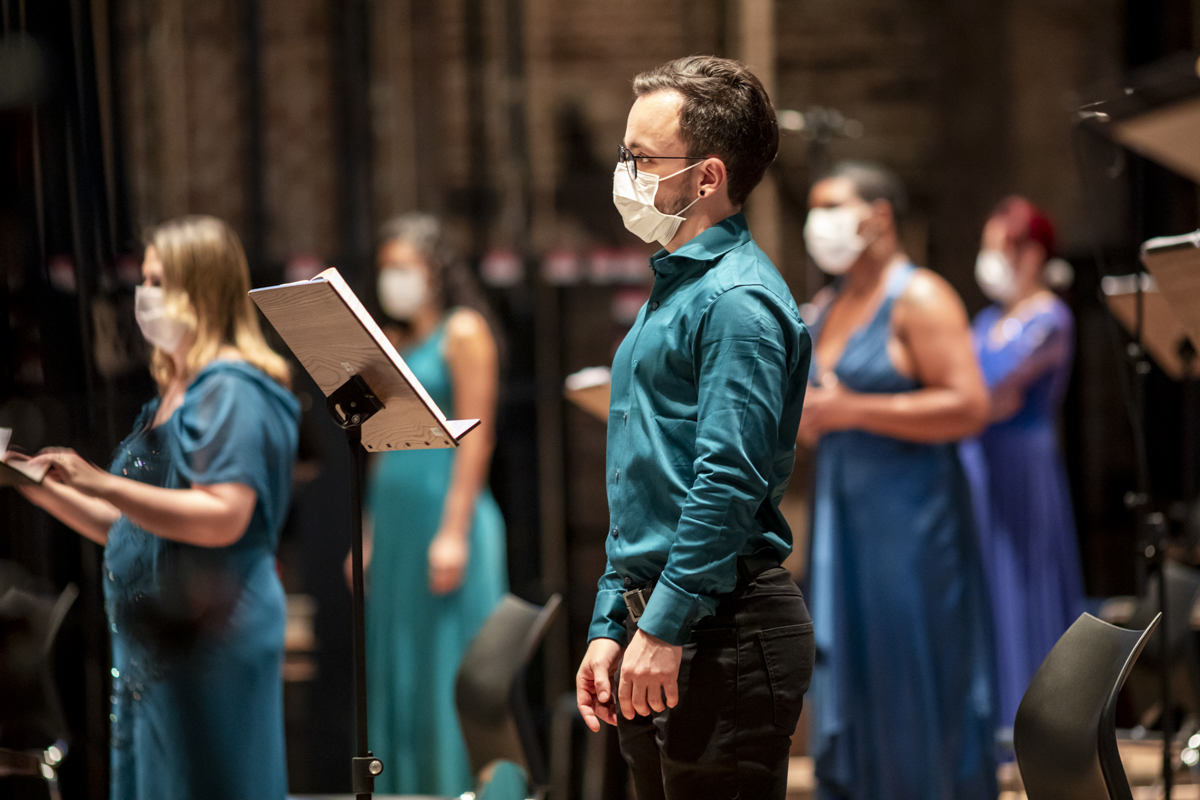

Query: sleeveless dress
104,360,299,800
808,263,997,800
365,318,508,795
958,296,1084,728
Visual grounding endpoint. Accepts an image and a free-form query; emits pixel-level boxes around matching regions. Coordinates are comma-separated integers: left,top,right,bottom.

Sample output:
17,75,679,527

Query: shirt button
651,301,660,310
623,412,628,423
612,526,619,538
624,576,633,588
615,468,620,482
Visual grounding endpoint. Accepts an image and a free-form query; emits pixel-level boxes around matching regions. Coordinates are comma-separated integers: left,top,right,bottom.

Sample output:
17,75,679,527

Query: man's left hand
618,629,683,719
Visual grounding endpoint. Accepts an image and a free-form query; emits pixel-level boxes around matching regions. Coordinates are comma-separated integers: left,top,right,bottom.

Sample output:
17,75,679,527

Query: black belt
622,552,781,624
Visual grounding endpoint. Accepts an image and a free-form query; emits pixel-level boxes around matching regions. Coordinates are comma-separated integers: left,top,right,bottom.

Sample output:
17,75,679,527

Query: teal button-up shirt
587,212,812,647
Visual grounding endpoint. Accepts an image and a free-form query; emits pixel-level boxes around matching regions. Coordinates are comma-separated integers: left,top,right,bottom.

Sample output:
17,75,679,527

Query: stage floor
785,741,1200,799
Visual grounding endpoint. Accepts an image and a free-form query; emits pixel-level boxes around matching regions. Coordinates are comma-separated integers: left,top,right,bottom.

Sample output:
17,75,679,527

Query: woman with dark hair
799,162,996,800
15,216,297,799
346,212,508,795
960,196,1084,728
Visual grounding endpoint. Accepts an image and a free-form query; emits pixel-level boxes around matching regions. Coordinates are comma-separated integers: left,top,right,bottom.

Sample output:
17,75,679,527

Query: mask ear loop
665,159,710,218
660,159,706,182
674,191,704,218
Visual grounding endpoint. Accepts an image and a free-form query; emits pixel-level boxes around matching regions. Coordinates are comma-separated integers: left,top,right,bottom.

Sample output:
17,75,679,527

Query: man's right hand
576,637,623,732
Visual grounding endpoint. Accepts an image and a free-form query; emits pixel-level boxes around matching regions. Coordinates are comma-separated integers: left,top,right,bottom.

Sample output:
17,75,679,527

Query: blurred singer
959,196,1084,728
17,216,298,800
799,162,996,800
352,213,507,795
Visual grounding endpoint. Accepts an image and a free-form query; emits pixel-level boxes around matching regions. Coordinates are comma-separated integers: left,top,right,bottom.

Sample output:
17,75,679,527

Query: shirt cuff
587,590,629,646
636,575,713,646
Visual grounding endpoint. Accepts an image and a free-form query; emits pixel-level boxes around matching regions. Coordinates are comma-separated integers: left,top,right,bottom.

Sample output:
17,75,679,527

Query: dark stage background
1,0,1198,796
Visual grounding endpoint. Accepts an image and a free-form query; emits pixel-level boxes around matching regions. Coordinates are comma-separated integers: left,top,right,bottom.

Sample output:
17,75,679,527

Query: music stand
1082,54,1200,797
1101,236,1200,797
564,367,611,423
1102,273,1194,381
250,268,480,799
1079,52,1200,184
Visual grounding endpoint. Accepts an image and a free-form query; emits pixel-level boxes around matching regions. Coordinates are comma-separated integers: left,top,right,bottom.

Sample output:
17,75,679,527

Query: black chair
456,593,562,800
0,580,77,800
1123,560,1200,726
293,592,563,800
1014,611,1160,800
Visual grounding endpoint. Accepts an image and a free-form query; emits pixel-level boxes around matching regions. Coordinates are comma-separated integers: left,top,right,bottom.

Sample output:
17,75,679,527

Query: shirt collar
649,212,751,277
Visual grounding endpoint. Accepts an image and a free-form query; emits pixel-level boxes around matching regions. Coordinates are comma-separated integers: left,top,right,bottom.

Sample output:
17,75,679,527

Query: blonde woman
16,216,298,800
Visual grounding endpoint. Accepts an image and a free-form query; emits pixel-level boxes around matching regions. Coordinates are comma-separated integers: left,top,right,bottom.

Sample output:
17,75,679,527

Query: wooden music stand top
250,268,479,452
1102,272,1192,381
564,367,611,423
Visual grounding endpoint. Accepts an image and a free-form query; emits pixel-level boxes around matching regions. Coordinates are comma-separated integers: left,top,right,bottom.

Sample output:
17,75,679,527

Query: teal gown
104,361,299,800
365,319,508,795
808,264,997,800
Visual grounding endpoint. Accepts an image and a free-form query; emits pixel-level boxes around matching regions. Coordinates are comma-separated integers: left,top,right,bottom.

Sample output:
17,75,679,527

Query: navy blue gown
958,296,1083,727
104,360,299,800
808,263,997,800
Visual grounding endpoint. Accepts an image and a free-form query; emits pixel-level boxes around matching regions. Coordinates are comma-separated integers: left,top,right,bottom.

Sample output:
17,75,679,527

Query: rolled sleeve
640,288,792,645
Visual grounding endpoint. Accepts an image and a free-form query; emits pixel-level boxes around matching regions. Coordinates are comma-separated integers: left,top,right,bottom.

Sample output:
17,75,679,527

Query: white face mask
378,267,429,320
612,162,704,247
804,206,869,275
975,249,1017,304
135,286,190,353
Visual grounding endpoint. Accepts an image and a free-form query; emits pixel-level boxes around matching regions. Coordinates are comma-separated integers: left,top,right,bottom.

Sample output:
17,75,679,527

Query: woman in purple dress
960,196,1085,728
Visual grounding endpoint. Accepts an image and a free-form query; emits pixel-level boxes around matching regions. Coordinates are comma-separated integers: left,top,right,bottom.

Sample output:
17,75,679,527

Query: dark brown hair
632,56,778,206
821,161,910,223
369,212,506,363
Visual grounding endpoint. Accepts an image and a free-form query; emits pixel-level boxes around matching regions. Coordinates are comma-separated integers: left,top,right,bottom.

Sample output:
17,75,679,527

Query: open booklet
250,268,480,451
0,429,51,487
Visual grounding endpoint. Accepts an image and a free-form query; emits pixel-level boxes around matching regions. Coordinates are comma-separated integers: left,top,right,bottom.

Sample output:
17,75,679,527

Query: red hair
990,196,1055,259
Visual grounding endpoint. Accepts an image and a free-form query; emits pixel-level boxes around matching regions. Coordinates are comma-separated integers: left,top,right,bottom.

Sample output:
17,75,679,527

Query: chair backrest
455,593,562,789
0,582,77,750
1123,560,1200,720
1014,612,1160,800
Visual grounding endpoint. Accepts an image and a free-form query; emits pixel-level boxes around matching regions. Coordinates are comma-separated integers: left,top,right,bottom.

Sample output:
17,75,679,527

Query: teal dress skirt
365,319,508,795
807,264,997,800
104,361,300,800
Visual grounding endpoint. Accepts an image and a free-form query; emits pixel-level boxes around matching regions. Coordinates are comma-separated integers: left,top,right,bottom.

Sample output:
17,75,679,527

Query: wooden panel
251,268,479,451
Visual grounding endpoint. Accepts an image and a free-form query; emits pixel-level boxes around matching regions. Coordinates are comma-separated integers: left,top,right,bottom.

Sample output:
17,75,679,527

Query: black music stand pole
1126,272,1174,799
327,375,385,799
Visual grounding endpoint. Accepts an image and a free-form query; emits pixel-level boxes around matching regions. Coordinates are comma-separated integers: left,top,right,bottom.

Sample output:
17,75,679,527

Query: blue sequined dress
808,263,997,800
104,361,299,800
958,296,1083,727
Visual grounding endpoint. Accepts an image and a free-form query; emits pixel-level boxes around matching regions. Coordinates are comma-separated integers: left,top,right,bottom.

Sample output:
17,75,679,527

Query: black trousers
616,568,814,800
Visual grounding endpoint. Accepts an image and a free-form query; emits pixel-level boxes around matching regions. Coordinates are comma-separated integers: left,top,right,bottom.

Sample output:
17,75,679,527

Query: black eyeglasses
618,144,704,181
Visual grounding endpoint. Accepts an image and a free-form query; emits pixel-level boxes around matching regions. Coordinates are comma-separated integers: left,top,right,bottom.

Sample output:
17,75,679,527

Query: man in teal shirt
575,56,814,800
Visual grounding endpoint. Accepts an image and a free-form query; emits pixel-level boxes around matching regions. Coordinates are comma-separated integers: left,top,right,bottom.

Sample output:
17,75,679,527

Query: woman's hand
797,383,856,447
987,383,1024,423
29,450,113,498
428,529,468,596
